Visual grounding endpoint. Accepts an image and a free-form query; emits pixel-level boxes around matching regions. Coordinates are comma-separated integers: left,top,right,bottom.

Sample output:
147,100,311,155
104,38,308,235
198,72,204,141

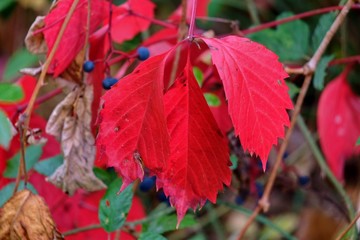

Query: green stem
125,206,174,227
245,0,260,25
297,116,356,233
221,201,297,240
205,204,226,239
63,224,102,236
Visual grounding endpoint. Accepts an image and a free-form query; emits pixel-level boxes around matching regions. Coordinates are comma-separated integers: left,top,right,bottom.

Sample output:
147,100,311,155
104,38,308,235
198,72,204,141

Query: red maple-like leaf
158,51,231,224
107,0,155,44
43,0,108,76
201,36,293,168
317,66,360,180
96,53,170,190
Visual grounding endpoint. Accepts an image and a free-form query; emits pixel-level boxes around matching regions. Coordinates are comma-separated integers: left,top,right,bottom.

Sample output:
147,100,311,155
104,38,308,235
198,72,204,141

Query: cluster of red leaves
0,76,145,240
317,66,360,181
96,34,292,222
4,0,293,227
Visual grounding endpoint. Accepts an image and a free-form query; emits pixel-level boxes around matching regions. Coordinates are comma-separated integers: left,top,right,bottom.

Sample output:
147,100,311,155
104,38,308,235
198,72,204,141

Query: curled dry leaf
0,189,63,240
46,85,106,194
25,16,48,54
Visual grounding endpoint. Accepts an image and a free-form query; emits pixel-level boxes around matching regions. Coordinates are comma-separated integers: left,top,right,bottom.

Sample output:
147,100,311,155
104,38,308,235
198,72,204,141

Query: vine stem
297,115,355,221
168,0,188,88
187,0,197,39
237,0,355,238
242,4,360,35
336,211,360,240
63,224,102,236
13,0,80,194
245,0,260,25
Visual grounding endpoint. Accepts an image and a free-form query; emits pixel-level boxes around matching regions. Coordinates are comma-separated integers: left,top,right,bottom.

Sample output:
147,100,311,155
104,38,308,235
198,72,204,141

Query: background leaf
0,110,13,149
98,178,134,232
311,13,336,53
3,48,38,81
313,55,334,90
249,12,309,61
139,232,167,240
0,0,14,12
0,181,37,207
0,83,24,103
204,93,221,107
144,214,196,234
33,155,63,176
3,144,43,178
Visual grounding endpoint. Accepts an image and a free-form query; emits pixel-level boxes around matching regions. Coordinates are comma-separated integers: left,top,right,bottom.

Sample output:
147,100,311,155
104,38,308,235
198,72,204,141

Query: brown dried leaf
46,86,106,195
25,16,48,54
0,190,63,240
60,49,85,84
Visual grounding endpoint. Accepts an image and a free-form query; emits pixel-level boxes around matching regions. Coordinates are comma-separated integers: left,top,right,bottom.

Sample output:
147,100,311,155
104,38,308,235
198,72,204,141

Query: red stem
242,4,360,35
188,0,197,39
329,55,360,66
11,88,63,122
131,12,177,29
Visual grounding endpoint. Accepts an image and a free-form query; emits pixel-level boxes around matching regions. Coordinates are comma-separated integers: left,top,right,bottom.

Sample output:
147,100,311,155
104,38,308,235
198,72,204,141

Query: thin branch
237,1,354,238
187,0,197,39
297,115,355,223
306,0,354,73
11,88,63,122
131,12,177,29
168,0,188,88
335,211,360,240
14,0,80,195
242,4,360,35
63,224,102,236
245,0,260,25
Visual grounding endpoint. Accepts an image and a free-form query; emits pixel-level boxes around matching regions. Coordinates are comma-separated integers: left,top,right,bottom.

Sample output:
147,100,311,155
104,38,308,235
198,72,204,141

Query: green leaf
0,0,14,12
193,67,204,86
93,167,118,186
139,232,167,240
3,144,43,178
230,154,238,170
0,110,13,149
0,181,37,207
33,155,63,176
286,81,300,98
356,137,360,146
3,48,38,81
99,178,134,232
313,55,334,90
249,12,309,61
144,214,196,234
0,83,24,103
204,93,221,107
311,13,336,53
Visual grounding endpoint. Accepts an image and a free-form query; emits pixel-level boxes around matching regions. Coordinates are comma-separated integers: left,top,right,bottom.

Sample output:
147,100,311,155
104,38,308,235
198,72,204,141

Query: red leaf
43,0,108,76
96,53,170,190
317,66,360,180
107,0,155,44
201,36,293,168
158,52,231,223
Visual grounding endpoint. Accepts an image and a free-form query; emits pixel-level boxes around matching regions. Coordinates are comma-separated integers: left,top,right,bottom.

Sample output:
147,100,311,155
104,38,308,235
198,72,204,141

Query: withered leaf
25,16,48,55
0,189,63,240
46,85,106,194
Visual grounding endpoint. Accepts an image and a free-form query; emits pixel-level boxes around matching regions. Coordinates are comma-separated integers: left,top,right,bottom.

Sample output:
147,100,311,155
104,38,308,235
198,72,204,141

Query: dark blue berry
255,182,264,198
102,77,118,90
298,176,310,186
235,195,245,205
157,191,170,206
139,176,156,192
137,47,150,61
83,60,95,72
